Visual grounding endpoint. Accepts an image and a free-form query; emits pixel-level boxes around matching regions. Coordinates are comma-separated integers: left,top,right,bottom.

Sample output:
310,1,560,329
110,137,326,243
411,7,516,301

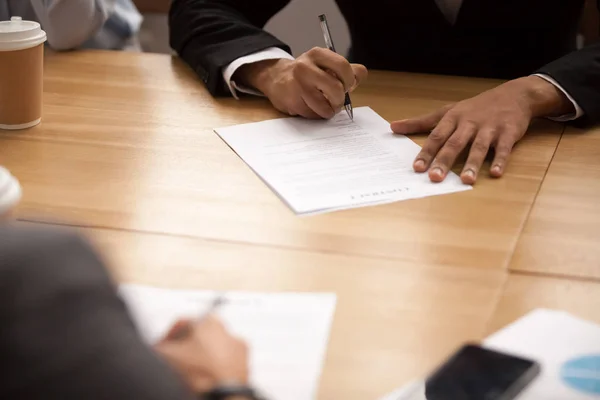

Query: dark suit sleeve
169,0,292,96
535,3,600,124
0,226,192,400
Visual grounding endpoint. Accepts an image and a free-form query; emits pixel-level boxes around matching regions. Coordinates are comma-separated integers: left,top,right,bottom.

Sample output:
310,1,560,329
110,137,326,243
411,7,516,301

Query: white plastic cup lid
0,16,47,51
0,166,22,216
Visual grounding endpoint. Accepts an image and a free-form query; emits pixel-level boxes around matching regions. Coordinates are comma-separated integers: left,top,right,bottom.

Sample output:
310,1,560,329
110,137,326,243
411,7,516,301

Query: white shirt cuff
223,47,295,99
533,73,584,121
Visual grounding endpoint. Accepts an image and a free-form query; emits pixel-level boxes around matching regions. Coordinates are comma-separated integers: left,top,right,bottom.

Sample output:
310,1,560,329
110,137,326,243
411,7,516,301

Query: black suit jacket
0,225,192,400
169,0,600,124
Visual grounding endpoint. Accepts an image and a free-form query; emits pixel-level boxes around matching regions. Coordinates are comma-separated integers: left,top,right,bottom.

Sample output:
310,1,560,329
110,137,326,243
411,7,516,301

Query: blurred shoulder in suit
0,224,251,400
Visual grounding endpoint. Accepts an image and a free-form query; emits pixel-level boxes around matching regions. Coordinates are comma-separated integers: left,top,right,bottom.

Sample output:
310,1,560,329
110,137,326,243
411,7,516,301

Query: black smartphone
423,344,541,400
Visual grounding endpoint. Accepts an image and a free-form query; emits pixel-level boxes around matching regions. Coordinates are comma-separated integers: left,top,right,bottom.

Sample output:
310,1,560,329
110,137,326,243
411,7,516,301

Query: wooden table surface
1,50,599,400
510,125,600,281
0,51,563,269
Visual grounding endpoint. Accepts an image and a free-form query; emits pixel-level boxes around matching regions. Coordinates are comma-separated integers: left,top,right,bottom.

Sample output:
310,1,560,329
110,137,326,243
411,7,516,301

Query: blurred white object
485,309,600,399
119,284,337,400
0,166,22,217
381,309,600,400
138,13,172,54
379,381,426,400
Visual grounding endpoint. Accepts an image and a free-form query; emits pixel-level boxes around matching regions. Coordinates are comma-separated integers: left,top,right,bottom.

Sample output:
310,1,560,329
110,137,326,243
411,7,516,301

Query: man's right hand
234,47,368,119
155,316,249,396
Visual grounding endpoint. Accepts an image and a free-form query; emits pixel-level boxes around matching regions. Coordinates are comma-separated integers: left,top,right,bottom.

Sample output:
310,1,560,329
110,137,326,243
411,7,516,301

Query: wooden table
510,125,600,281
1,50,599,400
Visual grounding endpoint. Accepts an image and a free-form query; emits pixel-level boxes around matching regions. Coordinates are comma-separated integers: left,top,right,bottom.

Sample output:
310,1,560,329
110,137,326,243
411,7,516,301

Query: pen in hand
168,295,226,340
318,14,354,120
206,295,226,315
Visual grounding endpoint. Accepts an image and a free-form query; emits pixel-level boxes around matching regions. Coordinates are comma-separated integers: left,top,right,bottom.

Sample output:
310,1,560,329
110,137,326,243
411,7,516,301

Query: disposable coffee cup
0,166,22,220
0,17,47,130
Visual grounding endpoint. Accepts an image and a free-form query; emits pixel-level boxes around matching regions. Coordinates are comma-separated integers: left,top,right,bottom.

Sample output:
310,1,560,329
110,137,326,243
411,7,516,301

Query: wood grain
487,273,600,335
3,50,597,400
14,221,505,400
510,126,600,280
0,51,563,270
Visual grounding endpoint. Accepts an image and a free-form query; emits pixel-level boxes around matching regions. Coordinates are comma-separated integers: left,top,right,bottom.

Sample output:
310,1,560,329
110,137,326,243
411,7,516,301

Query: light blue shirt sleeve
29,0,112,50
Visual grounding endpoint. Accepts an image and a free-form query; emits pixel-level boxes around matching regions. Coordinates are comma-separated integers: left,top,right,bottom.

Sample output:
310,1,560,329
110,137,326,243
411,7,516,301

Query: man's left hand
391,76,573,184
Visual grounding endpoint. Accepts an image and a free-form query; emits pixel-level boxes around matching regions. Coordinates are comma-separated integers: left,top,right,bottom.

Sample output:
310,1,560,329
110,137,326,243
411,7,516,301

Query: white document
379,309,600,400
484,309,600,399
379,381,427,400
119,284,337,400
215,107,471,215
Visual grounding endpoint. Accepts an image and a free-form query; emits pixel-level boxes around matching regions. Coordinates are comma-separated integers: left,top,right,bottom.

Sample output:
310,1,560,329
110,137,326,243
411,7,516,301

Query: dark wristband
200,383,261,400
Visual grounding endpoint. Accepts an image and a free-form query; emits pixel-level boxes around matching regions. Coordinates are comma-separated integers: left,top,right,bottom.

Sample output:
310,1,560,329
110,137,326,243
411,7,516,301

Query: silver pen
318,14,354,120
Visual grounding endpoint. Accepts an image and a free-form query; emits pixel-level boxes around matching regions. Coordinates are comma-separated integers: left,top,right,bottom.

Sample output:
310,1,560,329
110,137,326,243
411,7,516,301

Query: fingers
421,123,516,183
422,123,516,184
294,59,345,119
403,105,519,183
428,123,476,182
490,134,515,178
391,105,453,135
199,314,225,329
291,98,323,119
413,116,457,173
288,49,367,119
299,86,335,119
312,68,346,111
350,64,368,91
460,132,493,184
164,315,227,342
306,47,355,91
164,319,194,340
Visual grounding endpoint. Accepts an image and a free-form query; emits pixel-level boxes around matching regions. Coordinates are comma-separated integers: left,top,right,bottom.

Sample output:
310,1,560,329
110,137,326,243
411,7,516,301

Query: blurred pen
318,14,353,120
170,295,225,340
206,295,226,315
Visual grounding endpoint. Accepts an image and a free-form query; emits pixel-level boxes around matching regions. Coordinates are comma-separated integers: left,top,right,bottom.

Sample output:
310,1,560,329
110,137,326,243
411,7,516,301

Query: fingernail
463,169,475,180
414,159,426,170
392,122,407,134
492,165,502,175
431,167,443,177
